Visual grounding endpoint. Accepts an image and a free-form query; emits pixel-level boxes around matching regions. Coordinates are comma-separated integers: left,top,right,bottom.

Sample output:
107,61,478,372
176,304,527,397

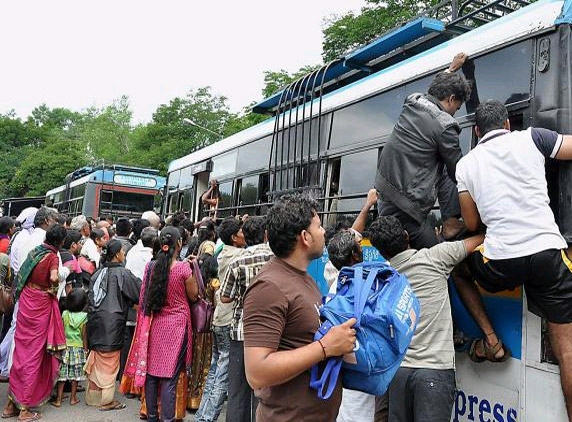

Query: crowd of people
0,51,571,422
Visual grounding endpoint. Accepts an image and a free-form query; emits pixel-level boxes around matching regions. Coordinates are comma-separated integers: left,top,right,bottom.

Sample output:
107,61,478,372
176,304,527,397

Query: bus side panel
453,356,520,422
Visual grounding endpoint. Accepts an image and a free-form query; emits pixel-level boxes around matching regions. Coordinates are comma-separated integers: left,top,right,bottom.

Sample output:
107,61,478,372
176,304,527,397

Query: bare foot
70,398,80,406
49,402,61,408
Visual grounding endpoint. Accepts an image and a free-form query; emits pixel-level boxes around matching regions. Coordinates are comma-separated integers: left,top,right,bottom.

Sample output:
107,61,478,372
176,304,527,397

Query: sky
0,0,365,124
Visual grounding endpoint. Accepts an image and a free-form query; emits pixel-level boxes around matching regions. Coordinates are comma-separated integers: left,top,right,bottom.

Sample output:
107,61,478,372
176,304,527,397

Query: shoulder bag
189,259,214,333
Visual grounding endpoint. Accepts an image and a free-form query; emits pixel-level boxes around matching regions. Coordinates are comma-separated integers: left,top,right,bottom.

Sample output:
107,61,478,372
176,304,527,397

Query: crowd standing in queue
1,54,572,422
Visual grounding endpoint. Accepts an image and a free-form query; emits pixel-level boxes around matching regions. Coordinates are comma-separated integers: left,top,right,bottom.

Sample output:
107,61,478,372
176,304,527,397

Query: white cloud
0,0,363,123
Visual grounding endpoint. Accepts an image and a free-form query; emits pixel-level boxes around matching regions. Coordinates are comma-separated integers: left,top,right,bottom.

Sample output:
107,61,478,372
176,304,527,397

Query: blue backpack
310,261,420,399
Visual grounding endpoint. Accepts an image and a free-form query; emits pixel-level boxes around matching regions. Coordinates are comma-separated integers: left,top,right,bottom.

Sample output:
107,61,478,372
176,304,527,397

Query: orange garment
84,350,121,406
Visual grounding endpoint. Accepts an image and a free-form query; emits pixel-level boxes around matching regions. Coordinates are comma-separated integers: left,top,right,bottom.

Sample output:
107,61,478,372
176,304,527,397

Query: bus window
168,170,180,191
211,151,238,180
217,181,234,217
459,127,474,155
237,137,272,174
337,150,378,212
239,175,258,206
169,193,179,214
110,190,155,215
179,166,193,189
258,173,270,211
329,87,405,150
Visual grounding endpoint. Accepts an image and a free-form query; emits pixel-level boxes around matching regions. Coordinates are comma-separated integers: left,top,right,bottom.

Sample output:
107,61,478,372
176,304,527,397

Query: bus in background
0,196,46,218
46,164,166,219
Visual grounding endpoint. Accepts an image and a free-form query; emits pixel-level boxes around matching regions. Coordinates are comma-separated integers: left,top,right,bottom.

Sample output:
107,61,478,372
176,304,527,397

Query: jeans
195,325,231,422
227,339,257,422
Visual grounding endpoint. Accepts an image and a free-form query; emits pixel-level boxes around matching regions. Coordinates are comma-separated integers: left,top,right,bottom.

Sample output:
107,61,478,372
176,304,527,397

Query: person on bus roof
375,52,471,249
454,100,572,419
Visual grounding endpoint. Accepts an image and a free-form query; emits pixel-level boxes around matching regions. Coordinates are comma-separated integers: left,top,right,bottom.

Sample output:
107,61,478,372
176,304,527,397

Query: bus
46,164,166,219
0,196,46,218
166,0,572,419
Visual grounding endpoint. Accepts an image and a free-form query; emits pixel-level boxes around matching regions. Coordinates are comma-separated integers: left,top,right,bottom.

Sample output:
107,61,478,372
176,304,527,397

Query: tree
130,87,233,172
9,139,87,197
322,0,443,62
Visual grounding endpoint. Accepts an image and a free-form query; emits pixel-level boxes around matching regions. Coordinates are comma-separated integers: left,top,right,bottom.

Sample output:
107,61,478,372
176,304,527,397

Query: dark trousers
227,339,257,422
118,324,135,381
0,307,12,344
145,336,187,422
388,368,455,422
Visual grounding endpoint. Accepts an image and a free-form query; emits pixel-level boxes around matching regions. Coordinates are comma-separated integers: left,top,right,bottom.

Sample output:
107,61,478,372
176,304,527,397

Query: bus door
193,171,210,222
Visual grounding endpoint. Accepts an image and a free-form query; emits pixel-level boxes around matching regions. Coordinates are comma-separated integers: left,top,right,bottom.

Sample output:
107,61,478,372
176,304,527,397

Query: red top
29,245,59,288
0,238,9,254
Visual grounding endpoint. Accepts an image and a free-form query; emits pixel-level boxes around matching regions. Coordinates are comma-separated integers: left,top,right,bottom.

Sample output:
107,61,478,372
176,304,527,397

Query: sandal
16,412,40,422
468,337,511,363
99,401,126,411
1,411,18,419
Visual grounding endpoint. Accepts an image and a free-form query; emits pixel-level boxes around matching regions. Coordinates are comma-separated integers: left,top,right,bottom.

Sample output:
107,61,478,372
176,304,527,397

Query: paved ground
0,381,226,422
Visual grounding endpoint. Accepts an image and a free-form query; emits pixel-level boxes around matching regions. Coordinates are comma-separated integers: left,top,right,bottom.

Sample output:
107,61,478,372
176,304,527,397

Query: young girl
52,288,88,407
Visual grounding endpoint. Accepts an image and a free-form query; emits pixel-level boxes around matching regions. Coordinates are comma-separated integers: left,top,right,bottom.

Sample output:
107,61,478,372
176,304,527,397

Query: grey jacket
375,93,462,223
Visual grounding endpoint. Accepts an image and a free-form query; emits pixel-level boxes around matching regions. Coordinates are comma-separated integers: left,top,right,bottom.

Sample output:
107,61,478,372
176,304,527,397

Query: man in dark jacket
375,52,471,249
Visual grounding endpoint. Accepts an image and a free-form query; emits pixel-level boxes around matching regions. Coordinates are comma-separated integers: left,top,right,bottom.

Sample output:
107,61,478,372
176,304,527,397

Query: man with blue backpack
368,216,484,422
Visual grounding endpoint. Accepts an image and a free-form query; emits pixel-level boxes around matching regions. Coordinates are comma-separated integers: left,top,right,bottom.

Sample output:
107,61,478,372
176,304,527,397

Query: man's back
376,93,462,219
456,127,566,259
390,241,467,369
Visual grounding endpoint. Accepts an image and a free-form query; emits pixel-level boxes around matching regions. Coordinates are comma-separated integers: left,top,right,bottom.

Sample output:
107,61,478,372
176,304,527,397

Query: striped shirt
220,243,274,341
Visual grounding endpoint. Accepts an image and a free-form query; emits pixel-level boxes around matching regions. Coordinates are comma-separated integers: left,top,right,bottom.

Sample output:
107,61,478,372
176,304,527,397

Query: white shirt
10,227,47,273
125,246,153,280
456,128,567,259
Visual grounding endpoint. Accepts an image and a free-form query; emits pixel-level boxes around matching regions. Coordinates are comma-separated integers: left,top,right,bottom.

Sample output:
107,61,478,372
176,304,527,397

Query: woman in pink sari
2,224,67,422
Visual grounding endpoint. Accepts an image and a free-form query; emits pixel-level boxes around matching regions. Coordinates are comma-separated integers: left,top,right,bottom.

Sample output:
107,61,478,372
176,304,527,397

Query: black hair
115,217,132,237
267,194,319,258
0,217,14,235
132,218,151,241
45,224,67,248
198,220,216,244
199,253,218,282
327,231,361,271
368,216,409,259
428,72,471,103
56,213,68,226
177,226,188,244
140,227,158,249
170,211,187,227
101,239,123,266
146,226,180,315
218,217,242,246
186,236,199,259
242,216,266,246
181,218,194,232
90,228,105,242
475,100,508,137
66,288,88,313
63,229,82,250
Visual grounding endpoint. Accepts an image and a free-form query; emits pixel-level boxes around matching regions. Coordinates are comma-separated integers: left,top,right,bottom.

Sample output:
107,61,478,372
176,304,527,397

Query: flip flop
1,411,18,419
99,401,126,411
16,412,40,422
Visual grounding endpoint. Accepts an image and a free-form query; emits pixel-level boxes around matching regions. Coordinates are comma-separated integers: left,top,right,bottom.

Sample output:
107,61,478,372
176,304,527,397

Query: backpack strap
352,266,379,328
309,320,343,400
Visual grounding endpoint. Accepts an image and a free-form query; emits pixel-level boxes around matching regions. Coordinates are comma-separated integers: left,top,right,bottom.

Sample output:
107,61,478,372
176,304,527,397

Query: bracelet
317,339,327,360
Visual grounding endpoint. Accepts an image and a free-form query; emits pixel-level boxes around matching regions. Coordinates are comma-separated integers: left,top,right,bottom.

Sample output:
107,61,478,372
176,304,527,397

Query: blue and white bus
166,0,572,418
46,164,166,219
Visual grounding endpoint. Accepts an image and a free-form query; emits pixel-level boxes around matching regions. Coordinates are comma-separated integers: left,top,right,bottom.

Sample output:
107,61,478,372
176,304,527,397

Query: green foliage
322,0,442,62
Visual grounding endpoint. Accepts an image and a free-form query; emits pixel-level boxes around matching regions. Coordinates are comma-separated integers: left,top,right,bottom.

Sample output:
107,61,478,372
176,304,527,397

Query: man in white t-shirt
455,100,572,419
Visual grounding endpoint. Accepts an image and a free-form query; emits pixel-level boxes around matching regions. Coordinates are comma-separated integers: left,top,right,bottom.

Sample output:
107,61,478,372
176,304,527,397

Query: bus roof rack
65,163,161,183
253,0,530,115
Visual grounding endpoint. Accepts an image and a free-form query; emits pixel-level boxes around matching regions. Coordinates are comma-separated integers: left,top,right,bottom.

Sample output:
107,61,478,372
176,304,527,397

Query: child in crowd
52,288,88,408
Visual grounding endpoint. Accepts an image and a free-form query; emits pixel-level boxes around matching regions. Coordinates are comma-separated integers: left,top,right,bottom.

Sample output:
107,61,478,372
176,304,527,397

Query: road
0,381,227,422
